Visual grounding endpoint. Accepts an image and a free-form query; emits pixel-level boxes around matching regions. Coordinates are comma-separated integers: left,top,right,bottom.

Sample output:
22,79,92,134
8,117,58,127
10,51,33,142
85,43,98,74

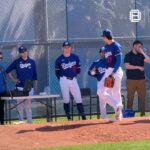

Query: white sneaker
13,121,25,125
110,118,117,122
101,116,108,120
109,115,122,122
100,115,108,119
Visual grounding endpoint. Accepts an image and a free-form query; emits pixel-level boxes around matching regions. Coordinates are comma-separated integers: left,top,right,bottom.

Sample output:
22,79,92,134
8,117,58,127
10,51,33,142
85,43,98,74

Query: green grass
36,140,150,150
10,112,150,124
32,112,150,124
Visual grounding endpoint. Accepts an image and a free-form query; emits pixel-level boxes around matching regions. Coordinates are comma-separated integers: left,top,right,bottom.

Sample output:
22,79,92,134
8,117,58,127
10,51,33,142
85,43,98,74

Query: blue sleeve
113,54,122,73
0,64,6,78
88,62,98,78
76,56,81,74
2,65,7,79
114,43,122,56
55,58,61,80
88,62,95,76
6,60,17,74
33,61,37,80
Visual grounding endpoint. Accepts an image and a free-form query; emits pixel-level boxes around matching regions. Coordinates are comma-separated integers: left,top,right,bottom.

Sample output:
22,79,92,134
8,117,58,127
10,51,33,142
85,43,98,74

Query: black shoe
67,116,72,121
82,116,86,120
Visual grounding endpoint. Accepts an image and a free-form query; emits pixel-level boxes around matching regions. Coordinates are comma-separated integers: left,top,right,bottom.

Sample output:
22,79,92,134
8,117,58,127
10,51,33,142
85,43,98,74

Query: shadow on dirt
120,119,150,126
17,121,112,134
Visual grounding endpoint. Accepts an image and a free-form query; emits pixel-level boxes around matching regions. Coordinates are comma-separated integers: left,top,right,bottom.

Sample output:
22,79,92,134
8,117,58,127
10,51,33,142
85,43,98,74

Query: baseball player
0,52,7,125
6,46,38,124
98,29,123,121
55,41,86,121
88,47,107,119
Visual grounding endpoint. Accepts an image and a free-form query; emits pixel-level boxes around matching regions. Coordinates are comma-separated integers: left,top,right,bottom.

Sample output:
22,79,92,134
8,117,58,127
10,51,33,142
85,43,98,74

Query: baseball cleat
82,116,86,120
13,121,25,125
115,106,123,121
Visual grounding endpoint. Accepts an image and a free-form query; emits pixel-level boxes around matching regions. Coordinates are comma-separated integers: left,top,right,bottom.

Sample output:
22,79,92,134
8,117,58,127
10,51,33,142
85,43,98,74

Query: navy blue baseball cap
99,47,105,53
18,46,27,53
62,41,71,47
101,29,113,39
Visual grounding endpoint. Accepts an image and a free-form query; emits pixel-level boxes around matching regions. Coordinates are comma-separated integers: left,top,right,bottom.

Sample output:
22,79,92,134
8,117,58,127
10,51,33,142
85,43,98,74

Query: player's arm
55,59,61,80
138,48,150,64
7,73,20,84
124,63,144,71
143,54,150,64
88,62,97,77
110,45,122,76
1,66,7,85
111,54,122,76
6,61,20,84
76,56,81,75
124,54,144,71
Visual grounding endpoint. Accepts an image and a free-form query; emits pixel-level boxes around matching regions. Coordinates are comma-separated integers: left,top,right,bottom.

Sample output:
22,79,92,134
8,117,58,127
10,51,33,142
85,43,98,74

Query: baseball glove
104,75,115,88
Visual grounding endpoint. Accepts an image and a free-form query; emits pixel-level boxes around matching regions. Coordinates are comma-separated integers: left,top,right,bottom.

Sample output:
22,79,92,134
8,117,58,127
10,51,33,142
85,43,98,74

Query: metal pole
135,0,138,39
44,0,49,41
135,0,140,112
65,0,69,40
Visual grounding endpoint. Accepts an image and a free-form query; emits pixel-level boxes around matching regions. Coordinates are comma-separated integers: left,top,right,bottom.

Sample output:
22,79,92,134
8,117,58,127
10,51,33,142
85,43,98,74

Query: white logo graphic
20,63,31,69
130,9,141,22
105,51,112,58
61,61,76,70
97,67,106,74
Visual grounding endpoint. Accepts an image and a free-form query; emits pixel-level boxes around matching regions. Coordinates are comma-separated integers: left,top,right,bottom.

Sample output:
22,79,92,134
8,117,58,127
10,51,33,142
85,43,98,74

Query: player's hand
90,67,96,75
109,72,114,78
137,48,144,54
13,79,20,85
138,66,144,71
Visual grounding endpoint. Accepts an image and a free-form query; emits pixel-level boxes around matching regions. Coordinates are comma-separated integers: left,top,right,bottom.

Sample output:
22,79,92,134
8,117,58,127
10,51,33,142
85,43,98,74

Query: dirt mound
0,117,150,150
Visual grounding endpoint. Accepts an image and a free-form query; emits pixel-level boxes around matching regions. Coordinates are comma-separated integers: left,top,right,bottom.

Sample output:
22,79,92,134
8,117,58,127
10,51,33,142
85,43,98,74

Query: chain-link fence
0,0,150,120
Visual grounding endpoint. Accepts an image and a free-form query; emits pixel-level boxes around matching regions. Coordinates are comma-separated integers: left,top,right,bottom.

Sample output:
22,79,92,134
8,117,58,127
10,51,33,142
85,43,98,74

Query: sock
77,103,86,120
64,103,71,120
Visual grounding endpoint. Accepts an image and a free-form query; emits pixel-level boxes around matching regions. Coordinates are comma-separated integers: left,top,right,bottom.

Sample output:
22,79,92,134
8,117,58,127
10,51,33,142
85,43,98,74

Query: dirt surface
0,117,150,150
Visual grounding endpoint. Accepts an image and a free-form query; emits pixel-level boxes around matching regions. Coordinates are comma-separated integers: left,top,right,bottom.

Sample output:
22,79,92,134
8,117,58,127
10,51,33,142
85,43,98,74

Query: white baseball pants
97,67,123,111
17,87,34,123
60,77,82,104
97,81,107,119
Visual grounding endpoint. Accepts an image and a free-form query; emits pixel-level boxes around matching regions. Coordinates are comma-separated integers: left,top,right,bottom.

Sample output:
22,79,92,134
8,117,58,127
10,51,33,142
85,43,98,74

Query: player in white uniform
55,41,86,121
98,29,123,121
88,47,107,119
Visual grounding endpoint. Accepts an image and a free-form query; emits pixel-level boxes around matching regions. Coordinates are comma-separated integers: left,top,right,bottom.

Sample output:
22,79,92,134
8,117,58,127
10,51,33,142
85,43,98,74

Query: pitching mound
0,117,150,150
